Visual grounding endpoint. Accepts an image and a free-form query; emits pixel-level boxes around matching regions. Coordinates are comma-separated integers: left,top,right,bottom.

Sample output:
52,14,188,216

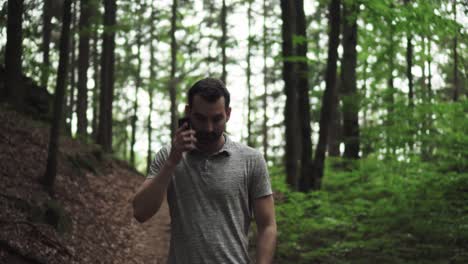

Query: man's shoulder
154,144,171,159
227,138,263,160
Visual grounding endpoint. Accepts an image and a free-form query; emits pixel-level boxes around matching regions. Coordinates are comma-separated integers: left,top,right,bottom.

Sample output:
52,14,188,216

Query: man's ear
185,105,191,116
226,107,232,122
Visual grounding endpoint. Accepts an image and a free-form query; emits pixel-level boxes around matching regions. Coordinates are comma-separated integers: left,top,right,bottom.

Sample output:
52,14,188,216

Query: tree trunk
41,0,52,88
66,0,77,136
77,0,91,138
296,0,313,192
311,0,340,190
4,0,25,110
130,21,143,168
341,0,360,159
169,0,178,139
281,0,300,189
41,0,73,193
97,0,117,153
92,23,100,141
328,75,341,157
262,0,269,161
427,37,432,100
405,0,414,106
452,0,459,101
147,4,157,175
361,57,372,157
220,0,227,84
246,0,253,147
386,12,396,158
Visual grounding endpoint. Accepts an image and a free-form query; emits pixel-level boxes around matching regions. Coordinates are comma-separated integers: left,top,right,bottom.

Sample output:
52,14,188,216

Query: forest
1,0,467,263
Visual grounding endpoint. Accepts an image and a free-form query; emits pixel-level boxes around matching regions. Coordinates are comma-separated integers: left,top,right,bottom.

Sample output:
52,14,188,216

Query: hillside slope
0,104,170,264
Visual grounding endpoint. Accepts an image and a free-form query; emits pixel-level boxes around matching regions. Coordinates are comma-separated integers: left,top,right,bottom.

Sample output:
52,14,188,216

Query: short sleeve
147,146,170,179
249,151,273,199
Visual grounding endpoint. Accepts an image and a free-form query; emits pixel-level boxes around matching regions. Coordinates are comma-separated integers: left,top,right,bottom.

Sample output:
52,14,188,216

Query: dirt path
128,199,171,264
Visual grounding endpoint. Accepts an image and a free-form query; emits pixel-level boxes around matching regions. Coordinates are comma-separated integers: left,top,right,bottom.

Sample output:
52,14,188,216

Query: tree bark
246,0,253,147
328,76,341,157
4,0,25,110
220,0,227,84
92,21,100,141
262,0,269,162
97,0,117,153
130,14,143,168
66,0,78,136
77,0,91,138
41,0,73,192
341,0,360,159
311,0,340,190
41,0,52,88
147,4,157,175
404,0,414,106
281,0,300,189
386,10,396,158
452,0,459,101
169,0,178,139
296,0,313,191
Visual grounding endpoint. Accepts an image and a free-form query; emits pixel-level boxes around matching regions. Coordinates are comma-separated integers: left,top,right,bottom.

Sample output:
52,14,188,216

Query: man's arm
255,194,277,264
132,160,176,223
132,123,196,223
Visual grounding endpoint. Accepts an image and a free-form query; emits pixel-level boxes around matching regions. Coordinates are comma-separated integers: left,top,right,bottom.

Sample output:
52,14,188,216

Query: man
132,78,277,264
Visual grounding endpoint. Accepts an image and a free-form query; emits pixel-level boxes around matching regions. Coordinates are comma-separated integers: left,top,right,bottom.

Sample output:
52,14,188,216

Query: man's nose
205,121,214,132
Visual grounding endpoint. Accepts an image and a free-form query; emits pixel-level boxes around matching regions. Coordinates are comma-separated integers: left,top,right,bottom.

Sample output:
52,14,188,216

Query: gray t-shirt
147,135,272,264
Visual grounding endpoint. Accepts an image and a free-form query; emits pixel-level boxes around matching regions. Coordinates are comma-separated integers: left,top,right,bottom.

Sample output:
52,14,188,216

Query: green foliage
273,159,468,263
273,101,468,262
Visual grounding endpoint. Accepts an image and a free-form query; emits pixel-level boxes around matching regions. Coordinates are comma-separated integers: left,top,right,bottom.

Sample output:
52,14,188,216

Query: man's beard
195,130,223,144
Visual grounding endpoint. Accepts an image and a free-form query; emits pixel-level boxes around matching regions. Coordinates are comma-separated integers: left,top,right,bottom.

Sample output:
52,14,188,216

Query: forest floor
0,104,170,264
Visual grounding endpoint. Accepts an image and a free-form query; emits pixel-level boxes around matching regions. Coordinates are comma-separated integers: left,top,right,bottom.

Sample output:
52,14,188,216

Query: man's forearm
256,223,277,264
132,160,176,222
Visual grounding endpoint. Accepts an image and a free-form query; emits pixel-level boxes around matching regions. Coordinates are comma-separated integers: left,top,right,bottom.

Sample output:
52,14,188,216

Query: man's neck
196,135,225,156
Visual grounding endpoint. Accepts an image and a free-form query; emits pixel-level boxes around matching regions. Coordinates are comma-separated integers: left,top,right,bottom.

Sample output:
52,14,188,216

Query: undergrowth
273,102,468,264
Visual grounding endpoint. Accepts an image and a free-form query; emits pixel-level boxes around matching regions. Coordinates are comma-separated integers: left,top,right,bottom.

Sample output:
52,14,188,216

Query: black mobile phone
178,117,191,129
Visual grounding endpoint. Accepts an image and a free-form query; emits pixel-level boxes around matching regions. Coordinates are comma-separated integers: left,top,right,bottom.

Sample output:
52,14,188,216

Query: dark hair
188,78,230,108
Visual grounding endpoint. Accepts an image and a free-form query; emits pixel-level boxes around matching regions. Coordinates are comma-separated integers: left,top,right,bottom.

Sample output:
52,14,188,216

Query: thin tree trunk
147,4,157,175
405,0,414,106
281,0,300,189
246,0,253,147
427,37,432,100
328,77,341,157
421,36,429,160
41,0,73,193
452,0,459,101
97,0,117,152
5,0,25,110
296,0,313,191
92,23,99,141
341,0,360,160
311,0,340,190
130,21,143,168
407,36,413,106
66,0,78,136
386,13,396,158
77,0,91,138
361,57,372,157
220,0,227,84
262,0,269,161
169,0,178,139
41,0,52,88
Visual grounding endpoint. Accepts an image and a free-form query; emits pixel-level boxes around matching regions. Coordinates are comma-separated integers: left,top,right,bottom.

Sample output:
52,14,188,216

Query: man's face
187,95,231,145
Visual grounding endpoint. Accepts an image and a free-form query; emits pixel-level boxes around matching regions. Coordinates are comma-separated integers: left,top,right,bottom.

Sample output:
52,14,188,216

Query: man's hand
168,122,197,165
